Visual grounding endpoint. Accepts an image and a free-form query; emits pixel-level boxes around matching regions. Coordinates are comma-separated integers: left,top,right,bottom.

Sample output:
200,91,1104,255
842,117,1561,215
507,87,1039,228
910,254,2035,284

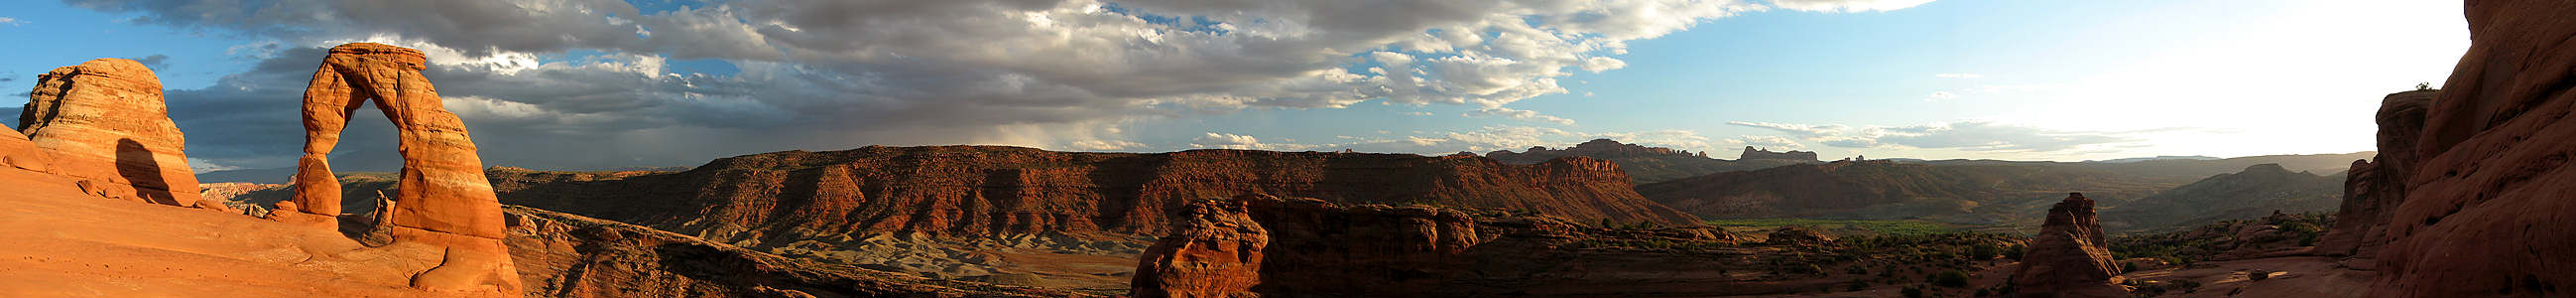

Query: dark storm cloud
74,0,1777,170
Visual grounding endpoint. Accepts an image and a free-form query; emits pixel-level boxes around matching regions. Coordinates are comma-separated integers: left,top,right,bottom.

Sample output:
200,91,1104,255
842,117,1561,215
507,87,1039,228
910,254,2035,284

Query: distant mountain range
1483,139,1818,184
2099,164,2345,231
1636,152,2373,231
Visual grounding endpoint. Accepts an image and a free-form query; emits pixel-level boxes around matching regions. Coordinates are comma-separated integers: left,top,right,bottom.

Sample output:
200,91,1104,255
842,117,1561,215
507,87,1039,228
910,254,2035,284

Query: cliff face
1127,198,1267,298
2312,90,2434,263
499,146,1699,246
1484,139,1814,184
2359,1,2576,296
2101,164,2345,230
2012,193,2129,298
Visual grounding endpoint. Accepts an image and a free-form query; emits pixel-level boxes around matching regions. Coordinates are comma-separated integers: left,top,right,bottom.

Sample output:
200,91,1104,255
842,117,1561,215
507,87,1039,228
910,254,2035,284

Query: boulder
282,43,519,293
1129,197,1268,298
2012,193,2130,298
18,58,202,208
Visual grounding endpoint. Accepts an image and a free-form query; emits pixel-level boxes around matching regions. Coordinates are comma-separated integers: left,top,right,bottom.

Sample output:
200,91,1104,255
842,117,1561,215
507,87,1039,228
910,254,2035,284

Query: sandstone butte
2332,0,2576,295
16,58,209,210
485,146,1703,248
2011,193,2129,298
1127,197,1267,298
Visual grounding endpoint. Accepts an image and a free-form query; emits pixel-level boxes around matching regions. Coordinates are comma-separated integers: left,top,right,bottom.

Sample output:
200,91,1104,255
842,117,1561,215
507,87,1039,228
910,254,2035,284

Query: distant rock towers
16,58,212,211
272,43,521,293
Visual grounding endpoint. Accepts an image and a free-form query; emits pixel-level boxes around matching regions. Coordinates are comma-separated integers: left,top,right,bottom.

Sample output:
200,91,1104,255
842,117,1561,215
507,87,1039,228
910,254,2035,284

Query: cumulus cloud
1726,121,1846,138
1770,0,1938,12
1933,73,1982,78
1401,111,1435,116
1467,107,1577,126
1924,90,1958,101
1190,133,1318,151
67,0,1813,169
0,17,22,26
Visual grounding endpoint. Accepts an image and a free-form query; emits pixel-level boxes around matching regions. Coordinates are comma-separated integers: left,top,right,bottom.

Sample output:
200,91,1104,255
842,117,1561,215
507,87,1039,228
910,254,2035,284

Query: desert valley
3,0,2571,297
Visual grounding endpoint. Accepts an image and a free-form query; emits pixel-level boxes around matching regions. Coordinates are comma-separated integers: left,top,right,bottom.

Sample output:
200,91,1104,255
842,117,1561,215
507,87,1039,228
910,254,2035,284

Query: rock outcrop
2311,89,2433,263
1128,198,1267,298
1639,160,2170,226
1738,146,1819,161
274,43,520,293
1484,139,1815,184
18,58,204,209
2012,193,2129,298
2361,1,2576,296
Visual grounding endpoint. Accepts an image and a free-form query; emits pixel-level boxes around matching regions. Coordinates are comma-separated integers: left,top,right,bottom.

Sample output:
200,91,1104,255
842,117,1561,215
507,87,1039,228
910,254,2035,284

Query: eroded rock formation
1128,198,1267,298
2311,89,2433,265
18,58,204,209
2362,1,2576,295
274,43,520,293
2012,193,2129,298
1739,146,1819,161
1484,139,1816,184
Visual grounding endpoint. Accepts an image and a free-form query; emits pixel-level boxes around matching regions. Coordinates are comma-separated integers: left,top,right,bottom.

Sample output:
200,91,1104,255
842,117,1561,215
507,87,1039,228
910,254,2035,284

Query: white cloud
1190,133,1315,151
1924,90,1958,101
1725,135,1805,150
1934,73,1982,78
1770,0,1939,13
1726,121,1846,138
1467,107,1577,126
0,17,22,26
1402,111,1435,116
1065,139,1148,151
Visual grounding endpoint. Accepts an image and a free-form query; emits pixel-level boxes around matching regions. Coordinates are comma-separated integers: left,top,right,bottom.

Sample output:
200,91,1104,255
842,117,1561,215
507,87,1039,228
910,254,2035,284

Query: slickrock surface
2012,193,2129,298
2364,1,2576,295
0,124,47,172
1127,198,1266,298
2311,89,2433,264
279,43,520,293
504,206,1095,298
0,166,453,297
18,58,204,209
1484,139,1816,184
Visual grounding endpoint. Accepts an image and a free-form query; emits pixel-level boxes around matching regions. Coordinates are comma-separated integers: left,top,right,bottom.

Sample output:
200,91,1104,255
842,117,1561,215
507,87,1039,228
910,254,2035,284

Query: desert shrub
1847,265,1869,274
1847,279,1869,291
1901,286,1925,298
2248,269,2271,281
1933,269,1971,288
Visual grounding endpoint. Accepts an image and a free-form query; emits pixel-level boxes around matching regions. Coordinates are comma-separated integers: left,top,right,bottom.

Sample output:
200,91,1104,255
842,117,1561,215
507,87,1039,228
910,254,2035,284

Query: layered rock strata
2011,193,2129,298
1127,199,1267,298
2311,89,2433,264
18,58,204,208
504,206,1094,298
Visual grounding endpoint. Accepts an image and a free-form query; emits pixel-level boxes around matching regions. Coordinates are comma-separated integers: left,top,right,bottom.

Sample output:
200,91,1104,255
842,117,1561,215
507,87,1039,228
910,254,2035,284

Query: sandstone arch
280,43,520,292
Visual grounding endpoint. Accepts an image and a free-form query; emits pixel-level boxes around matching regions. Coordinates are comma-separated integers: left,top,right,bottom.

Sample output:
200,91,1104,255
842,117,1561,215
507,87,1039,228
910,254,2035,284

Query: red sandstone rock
18,58,203,209
284,43,519,293
2012,193,2129,298
502,206,1093,298
0,126,47,172
1129,197,1267,298
2363,1,2576,296
2312,90,2433,263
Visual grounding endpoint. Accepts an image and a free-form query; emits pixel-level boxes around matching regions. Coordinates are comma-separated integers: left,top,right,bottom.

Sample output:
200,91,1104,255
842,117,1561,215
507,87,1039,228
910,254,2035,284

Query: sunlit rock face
19,58,206,210
280,43,521,293
2012,193,2129,298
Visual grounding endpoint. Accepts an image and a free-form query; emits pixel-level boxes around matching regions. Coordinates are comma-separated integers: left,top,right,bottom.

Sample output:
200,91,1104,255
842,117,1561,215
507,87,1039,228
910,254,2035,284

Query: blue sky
0,0,2467,171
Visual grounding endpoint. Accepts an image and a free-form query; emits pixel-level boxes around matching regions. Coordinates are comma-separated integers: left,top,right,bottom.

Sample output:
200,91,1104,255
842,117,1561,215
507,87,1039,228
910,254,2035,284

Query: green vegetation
1705,219,1958,236
2110,213,2333,264
1932,269,1970,287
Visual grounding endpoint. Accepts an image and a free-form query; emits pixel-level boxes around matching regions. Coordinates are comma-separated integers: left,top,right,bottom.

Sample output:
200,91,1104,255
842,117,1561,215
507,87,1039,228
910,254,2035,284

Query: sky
0,0,2469,171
